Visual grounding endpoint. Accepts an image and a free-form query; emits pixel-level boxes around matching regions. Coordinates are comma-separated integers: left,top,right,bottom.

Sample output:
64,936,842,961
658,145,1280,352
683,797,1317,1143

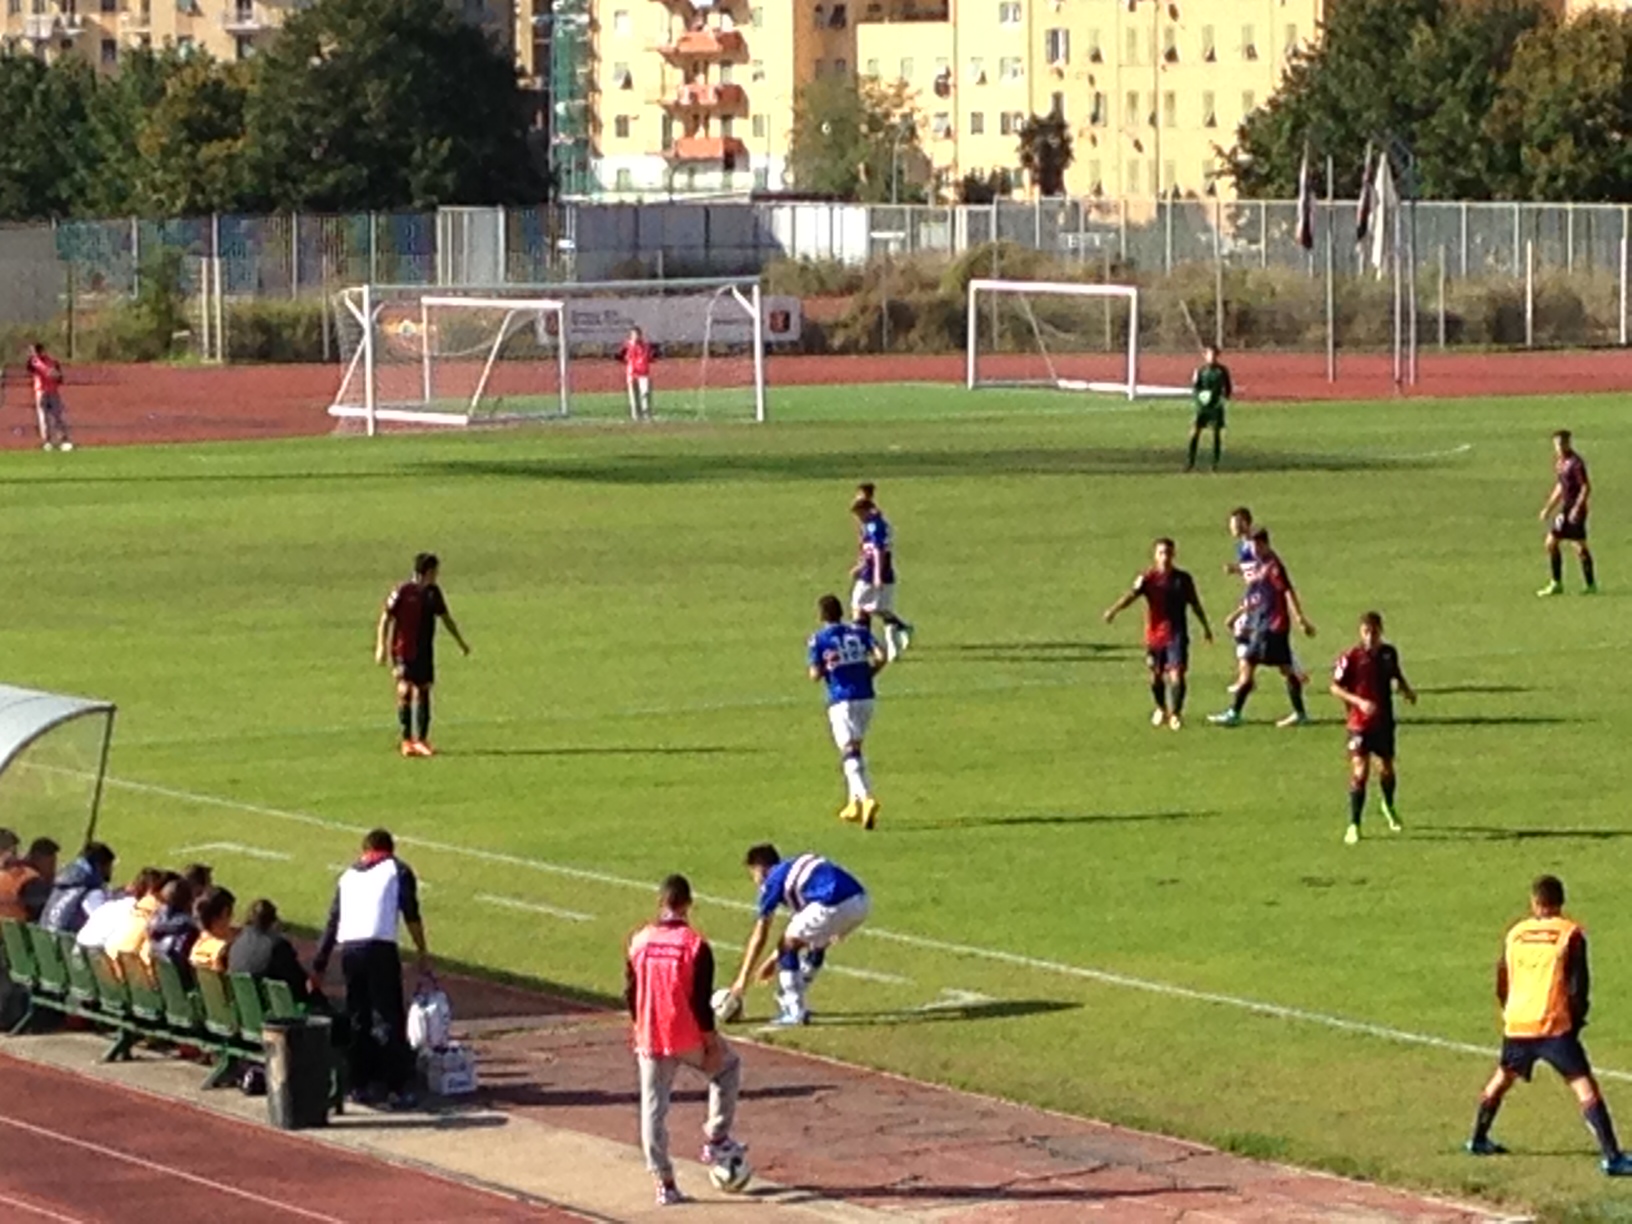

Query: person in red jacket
619,327,654,421
26,342,73,452
626,874,745,1206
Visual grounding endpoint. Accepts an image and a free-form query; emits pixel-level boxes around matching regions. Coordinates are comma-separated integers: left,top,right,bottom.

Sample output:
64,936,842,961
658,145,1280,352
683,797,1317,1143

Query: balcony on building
859,0,948,21
24,11,84,41
666,134,749,163
659,26,747,62
119,3,152,29
663,80,747,114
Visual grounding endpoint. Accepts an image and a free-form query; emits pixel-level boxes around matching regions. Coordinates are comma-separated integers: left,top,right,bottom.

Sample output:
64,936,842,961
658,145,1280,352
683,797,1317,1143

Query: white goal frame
329,289,569,436
965,278,1187,400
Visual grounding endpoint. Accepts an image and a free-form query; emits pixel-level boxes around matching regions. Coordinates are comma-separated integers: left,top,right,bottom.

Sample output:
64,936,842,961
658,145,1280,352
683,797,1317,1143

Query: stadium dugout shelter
0,684,117,848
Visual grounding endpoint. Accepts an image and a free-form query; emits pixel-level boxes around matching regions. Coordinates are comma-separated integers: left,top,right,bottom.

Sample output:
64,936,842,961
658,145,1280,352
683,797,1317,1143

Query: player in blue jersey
1221,507,1305,695
808,594,888,829
725,844,871,1026
851,487,914,661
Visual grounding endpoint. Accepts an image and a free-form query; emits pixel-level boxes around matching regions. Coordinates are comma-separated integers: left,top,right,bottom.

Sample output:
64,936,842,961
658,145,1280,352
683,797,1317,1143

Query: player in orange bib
1466,875,1632,1175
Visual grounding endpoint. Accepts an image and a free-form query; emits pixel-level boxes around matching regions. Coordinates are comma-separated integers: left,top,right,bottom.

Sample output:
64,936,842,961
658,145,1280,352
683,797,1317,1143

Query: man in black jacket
228,898,320,1005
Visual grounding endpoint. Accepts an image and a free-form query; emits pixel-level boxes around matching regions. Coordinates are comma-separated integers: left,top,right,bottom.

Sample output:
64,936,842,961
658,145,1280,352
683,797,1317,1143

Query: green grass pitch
3,384,1629,1219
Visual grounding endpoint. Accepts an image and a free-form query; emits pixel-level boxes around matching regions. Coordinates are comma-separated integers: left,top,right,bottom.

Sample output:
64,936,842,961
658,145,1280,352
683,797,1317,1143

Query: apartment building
0,0,511,73
586,0,1329,200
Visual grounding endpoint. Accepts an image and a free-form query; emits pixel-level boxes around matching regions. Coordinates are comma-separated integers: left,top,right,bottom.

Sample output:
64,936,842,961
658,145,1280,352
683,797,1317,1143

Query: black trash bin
264,1015,333,1130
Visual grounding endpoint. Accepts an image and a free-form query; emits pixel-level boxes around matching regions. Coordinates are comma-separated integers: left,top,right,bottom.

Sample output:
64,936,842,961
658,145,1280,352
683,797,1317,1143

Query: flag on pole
1355,141,1376,242
1295,144,1315,251
1368,152,1397,280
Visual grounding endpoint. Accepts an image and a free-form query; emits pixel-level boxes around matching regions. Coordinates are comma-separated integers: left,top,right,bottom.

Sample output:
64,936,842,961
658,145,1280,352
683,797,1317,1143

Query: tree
1017,111,1073,197
78,49,178,217
1484,11,1632,201
0,56,99,221
130,58,253,216
1225,0,1548,199
787,76,925,202
245,0,545,211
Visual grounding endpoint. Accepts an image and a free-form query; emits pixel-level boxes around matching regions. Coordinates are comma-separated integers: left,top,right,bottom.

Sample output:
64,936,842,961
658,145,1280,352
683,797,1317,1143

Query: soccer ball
708,1152,752,1194
711,988,743,1023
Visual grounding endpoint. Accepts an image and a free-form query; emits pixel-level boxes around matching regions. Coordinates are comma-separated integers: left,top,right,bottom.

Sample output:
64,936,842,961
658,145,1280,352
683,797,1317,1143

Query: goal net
330,277,794,433
965,278,1189,400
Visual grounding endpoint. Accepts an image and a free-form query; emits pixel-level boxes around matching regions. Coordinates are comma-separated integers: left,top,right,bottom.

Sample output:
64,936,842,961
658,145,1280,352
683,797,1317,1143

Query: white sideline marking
1394,442,1474,462
919,989,996,1012
95,772,1632,1083
0,1193,87,1223
475,893,594,923
172,841,291,862
711,939,912,987
0,1114,345,1222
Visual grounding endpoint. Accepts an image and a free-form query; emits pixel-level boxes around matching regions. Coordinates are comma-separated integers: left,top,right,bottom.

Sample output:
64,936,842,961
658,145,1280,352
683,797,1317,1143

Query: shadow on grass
1414,826,1632,843
444,745,762,758
411,443,1440,487
897,810,1220,833
1415,684,1533,696
801,999,1079,1028
926,641,1135,664
1410,715,1578,727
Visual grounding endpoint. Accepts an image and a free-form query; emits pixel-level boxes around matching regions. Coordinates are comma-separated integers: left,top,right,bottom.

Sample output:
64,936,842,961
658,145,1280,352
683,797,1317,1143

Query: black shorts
1245,629,1293,668
1145,639,1190,672
1193,407,1225,431
1347,723,1396,760
1551,514,1588,542
1500,1034,1592,1082
393,656,435,687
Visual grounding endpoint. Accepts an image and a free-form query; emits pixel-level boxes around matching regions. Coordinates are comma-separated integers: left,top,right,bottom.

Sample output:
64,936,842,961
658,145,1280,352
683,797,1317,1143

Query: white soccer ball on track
708,1152,752,1193
711,988,743,1023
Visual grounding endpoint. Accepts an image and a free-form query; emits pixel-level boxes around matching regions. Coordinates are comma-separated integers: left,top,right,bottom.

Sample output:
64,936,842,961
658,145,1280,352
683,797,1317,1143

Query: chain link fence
2,198,1627,361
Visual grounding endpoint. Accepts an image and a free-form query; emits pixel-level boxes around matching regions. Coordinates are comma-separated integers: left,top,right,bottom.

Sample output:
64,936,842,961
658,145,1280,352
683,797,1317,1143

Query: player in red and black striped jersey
1329,611,1416,844
1104,538,1214,730
1539,430,1595,596
374,552,470,757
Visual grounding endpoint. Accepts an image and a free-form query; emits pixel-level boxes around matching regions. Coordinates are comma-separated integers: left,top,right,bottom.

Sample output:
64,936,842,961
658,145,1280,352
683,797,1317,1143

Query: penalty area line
92,771,1632,1083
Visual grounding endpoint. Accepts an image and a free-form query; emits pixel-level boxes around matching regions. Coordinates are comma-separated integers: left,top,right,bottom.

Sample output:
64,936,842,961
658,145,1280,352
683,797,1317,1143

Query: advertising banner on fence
537,294,802,348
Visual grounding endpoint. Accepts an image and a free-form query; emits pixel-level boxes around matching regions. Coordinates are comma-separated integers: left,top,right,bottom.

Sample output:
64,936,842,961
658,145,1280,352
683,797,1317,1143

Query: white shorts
785,891,871,949
850,581,895,615
827,699,874,749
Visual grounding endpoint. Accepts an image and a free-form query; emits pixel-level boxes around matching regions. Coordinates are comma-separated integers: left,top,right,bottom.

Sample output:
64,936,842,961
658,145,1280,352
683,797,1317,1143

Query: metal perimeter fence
1,197,1629,360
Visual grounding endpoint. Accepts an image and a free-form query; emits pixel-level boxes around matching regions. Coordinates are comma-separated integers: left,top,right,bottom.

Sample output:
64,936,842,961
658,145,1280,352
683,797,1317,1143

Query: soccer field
4,384,1630,1219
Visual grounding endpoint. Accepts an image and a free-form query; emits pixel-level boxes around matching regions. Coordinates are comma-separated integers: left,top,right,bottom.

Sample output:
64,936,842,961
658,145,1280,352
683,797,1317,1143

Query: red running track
0,1054,580,1224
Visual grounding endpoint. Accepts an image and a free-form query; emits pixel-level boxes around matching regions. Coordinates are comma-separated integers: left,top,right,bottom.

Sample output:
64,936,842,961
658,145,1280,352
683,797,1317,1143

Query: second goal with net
965,278,1191,400
329,276,802,434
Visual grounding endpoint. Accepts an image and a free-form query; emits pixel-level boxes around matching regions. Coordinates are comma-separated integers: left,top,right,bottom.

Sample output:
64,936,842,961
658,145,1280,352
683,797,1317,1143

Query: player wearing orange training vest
626,873,746,1206
1466,875,1632,1174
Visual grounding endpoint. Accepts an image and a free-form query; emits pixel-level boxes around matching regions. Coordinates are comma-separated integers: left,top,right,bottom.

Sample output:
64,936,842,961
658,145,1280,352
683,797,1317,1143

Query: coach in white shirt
312,828,430,1109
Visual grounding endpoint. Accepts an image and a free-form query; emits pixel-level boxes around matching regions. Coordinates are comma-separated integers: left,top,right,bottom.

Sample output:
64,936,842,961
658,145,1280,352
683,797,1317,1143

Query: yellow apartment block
0,0,511,74
591,0,1330,200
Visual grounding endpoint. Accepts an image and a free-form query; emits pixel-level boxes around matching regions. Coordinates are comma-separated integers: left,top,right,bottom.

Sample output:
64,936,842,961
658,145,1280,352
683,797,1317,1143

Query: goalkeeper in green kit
1186,345,1233,472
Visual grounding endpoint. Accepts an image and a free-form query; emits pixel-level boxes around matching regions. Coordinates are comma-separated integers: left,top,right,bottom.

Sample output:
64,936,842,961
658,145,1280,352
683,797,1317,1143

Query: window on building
612,8,628,35
1201,24,1215,61
1125,158,1141,196
615,168,633,191
752,114,767,137
1050,90,1065,119
99,36,115,62
661,113,675,150
1201,90,1216,127
999,111,1016,136
932,112,951,138
829,3,846,28
1124,90,1139,126
612,60,629,87
176,35,194,54
754,167,769,191
899,55,913,79
1044,27,1067,64
1125,27,1138,64
967,56,983,82
99,0,114,12
970,111,985,135
834,57,847,76
1087,26,1101,62
1162,160,1174,194
1161,90,1175,127
751,59,764,80
614,115,631,138
1284,22,1298,56
865,56,878,76
1202,160,1216,194
721,116,734,137
997,1,1019,24
1241,89,1256,115
750,6,762,27
1087,159,1101,192
719,61,733,83
1162,25,1176,62
813,58,825,76
999,56,1021,82
1241,23,1256,59
813,3,825,26
1089,90,1105,126
234,33,252,58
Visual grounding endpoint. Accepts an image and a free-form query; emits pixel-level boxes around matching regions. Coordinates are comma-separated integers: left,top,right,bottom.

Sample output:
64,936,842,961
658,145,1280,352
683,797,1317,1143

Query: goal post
329,276,795,433
965,278,1190,400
